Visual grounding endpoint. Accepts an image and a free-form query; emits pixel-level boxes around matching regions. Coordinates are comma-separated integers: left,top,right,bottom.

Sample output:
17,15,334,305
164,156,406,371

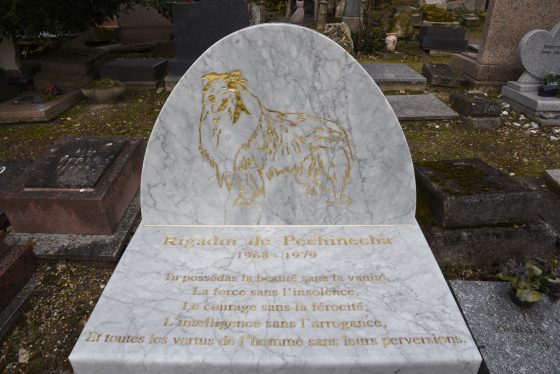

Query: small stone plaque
25,138,125,189
387,94,459,121
449,93,501,117
519,23,560,79
422,63,468,88
450,281,560,374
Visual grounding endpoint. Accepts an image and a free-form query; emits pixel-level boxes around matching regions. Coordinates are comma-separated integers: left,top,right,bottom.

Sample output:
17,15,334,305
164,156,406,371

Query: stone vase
385,33,398,53
81,85,127,104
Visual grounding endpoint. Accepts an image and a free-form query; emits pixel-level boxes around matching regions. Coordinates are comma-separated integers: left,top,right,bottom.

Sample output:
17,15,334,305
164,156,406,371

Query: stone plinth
415,159,539,228
451,0,560,85
415,159,556,266
501,23,560,126
0,244,37,311
34,48,108,91
71,24,481,373
421,64,468,88
544,169,560,194
0,208,6,228
165,0,249,90
362,64,427,92
419,26,468,52
387,94,459,121
117,5,173,43
449,93,501,117
0,70,21,103
99,58,168,88
0,137,144,235
451,281,560,374
501,86,560,126
424,222,557,266
0,91,83,124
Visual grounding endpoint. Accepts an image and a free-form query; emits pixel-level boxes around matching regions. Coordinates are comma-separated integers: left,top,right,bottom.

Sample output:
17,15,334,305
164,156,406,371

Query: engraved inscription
25,138,125,189
198,70,355,207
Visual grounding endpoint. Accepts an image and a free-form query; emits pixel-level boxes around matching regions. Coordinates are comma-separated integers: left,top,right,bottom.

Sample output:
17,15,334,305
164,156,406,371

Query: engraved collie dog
198,70,355,207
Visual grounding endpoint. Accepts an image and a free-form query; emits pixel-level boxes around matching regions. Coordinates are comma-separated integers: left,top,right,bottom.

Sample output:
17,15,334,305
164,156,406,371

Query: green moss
421,5,456,23
417,161,508,194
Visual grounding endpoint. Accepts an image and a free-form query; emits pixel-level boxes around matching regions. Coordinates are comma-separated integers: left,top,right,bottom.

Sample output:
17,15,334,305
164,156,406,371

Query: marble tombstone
70,24,481,373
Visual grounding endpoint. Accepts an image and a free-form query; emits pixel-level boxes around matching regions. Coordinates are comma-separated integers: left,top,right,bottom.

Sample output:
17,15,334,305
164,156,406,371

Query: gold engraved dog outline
198,70,355,207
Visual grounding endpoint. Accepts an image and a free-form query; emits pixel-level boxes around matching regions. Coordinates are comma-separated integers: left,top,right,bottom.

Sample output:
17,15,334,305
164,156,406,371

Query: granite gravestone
0,69,21,103
166,0,249,90
70,24,481,374
502,23,560,126
451,281,560,374
450,0,560,85
415,159,556,266
362,64,427,92
518,23,560,80
422,63,468,88
99,58,168,88
0,137,143,235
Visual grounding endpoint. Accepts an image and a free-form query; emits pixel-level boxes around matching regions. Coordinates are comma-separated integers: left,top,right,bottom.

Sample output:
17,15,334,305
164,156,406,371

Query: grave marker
451,281,560,374
0,137,143,235
70,24,481,373
502,22,560,126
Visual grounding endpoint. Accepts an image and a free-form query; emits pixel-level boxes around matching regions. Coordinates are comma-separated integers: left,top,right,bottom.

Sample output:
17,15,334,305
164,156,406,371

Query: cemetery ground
1,57,560,372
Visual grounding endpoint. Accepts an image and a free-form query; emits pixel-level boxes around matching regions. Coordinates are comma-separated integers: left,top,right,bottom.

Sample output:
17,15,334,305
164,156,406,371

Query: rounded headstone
519,23,560,79
141,24,415,225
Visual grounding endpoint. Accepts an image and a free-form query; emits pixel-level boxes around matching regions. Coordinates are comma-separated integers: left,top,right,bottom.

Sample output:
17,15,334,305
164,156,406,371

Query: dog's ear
202,72,216,81
230,70,242,80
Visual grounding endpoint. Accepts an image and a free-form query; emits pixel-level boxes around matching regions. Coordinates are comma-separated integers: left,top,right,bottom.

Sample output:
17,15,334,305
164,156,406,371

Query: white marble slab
141,24,415,225
71,24,481,374
70,224,481,373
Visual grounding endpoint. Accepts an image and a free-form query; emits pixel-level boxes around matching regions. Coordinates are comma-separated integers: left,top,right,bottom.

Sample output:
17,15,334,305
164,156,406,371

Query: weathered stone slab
4,193,140,261
25,138,126,189
70,24,481,374
450,281,560,374
420,26,466,39
519,177,560,247
70,226,482,374
0,137,143,235
362,63,427,91
519,23,560,80
387,94,459,121
167,0,249,83
0,244,37,311
0,91,83,124
415,159,539,228
421,63,468,87
420,36,468,51
0,274,37,341
419,26,468,51
449,93,501,117
40,48,109,75
0,207,6,227
0,70,21,103
461,116,502,130
98,58,168,86
544,169,560,194
422,222,557,267
502,86,560,112
501,94,560,127
450,1,560,85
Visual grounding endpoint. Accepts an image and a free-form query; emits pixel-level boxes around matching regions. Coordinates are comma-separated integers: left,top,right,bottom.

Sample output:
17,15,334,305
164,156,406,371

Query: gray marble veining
141,24,415,225
70,225,481,374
